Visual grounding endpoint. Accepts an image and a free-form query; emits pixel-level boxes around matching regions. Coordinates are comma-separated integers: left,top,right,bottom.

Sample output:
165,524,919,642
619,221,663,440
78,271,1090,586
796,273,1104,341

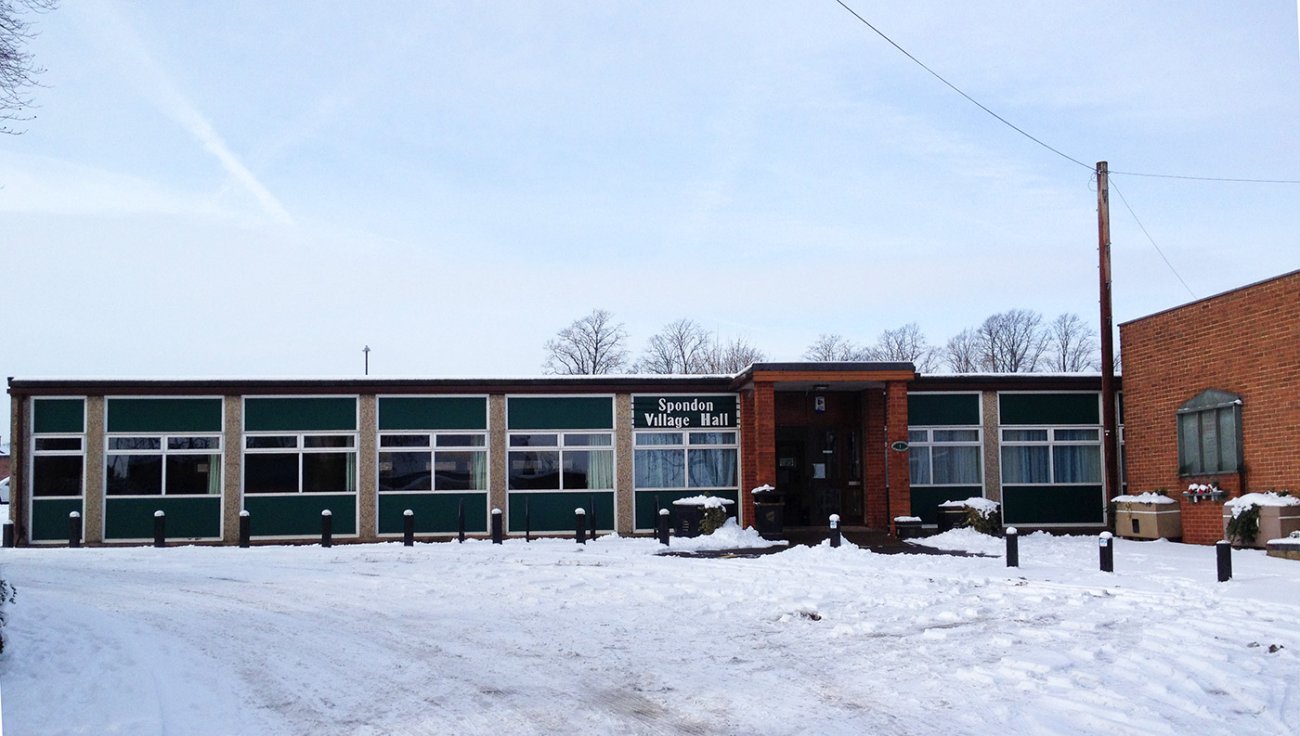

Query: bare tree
1048,312,1098,372
803,334,866,361
975,309,1050,372
867,323,939,372
542,309,630,375
637,318,714,374
944,328,981,372
2,0,57,135
704,336,766,374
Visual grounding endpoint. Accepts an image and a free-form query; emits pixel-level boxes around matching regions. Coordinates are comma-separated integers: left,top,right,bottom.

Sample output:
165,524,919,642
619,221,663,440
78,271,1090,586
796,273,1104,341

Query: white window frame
907,426,983,487
999,426,1102,486
506,430,616,493
377,430,489,494
242,431,359,496
104,433,224,498
632,430,739,491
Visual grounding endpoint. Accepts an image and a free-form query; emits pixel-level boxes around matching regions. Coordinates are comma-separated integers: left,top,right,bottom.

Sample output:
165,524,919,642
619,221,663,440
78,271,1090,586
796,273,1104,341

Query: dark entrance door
775,423,863,526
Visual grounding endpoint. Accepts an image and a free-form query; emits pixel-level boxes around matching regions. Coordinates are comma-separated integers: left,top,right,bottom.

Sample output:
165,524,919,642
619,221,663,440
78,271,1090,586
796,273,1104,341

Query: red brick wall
738,383,776,526
886,381,911,534
1121,270,1300,544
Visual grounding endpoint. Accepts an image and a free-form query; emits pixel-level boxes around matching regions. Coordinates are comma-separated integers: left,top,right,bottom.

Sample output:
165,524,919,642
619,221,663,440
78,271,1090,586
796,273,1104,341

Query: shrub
1226,504,1261,545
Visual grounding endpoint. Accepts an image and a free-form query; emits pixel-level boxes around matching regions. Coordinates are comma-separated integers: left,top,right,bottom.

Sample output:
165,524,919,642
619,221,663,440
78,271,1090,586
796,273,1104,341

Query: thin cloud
75,2,294,225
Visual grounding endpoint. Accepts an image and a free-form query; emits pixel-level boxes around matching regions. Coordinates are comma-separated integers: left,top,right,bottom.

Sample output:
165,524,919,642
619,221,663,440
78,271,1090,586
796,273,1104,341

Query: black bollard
3,520,13,548
829,514,841,548
1216,540,1233,582
1005,526,1019,568
69,511,82,548
1099,532,1113,573
458,500,466,543
575,508,587,544
657,508,671,546
321,509,333,548
525,498,531,543
491,508,503,544
403,509,415,547
238,510,250,548
154,510,166,548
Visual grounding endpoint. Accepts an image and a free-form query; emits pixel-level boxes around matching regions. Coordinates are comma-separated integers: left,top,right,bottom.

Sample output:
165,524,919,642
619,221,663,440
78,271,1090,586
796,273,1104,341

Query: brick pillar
739,383,776,527
864,390,887,529
885,381,911,535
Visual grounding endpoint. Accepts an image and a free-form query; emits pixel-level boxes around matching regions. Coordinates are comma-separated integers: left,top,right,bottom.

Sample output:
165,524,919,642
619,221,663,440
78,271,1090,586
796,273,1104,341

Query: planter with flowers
1183,483,1227,504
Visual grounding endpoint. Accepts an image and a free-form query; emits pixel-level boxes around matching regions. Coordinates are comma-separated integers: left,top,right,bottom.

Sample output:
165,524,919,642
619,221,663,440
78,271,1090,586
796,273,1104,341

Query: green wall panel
908,394,980,427
107,398,222,433
34,398,84,434
634,489,738,530
378,397,487,431
243,494,357,537
1002,485,1105,525
104,497,221,540
377,493,488,534
508,397,613,430
632,395,738,430
245,398,357,432
909,486,984,525
1000,393,1099,426
31,498,83,543
507,491,615,533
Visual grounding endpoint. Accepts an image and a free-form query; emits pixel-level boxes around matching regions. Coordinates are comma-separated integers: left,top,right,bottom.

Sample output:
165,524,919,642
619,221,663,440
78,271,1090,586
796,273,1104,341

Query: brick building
1120,269,1300,544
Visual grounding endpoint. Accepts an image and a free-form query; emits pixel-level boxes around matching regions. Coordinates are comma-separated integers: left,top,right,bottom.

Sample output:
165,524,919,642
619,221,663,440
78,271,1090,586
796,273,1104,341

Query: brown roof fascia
7,376,738,397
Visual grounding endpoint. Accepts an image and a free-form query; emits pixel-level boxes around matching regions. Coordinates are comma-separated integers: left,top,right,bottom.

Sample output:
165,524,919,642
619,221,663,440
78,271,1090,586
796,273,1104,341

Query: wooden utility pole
1097,161,1121,500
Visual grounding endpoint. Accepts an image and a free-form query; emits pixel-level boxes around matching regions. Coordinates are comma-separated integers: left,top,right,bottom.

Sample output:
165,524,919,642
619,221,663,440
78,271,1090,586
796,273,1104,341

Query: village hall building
6,365,1119,546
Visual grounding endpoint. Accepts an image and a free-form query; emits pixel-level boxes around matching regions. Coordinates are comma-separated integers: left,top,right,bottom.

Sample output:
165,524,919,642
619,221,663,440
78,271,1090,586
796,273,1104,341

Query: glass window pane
564,433,612,447
510,434,557,448
246,436,297,449
1002,446,1050,484
33,455,83,497
508,450,560,489
1053,445,1101,483
105,455,162,495
908,430,928,444
1002,429,1048,443
434,451,487,491
36,437,84,452
1217,408,1237,472
302,452,355,492
909,446,932,485
304,435,355,449
688,448,737,488
107,437,160,451
1200,412,1219,473
933,446,981,484
635,433,682,446
379,451,431,491
1054,429,1099,442
689,432,736,445
933,429,979,443
165,455,221,495
167,437,219,451
563,449,615,489
1178,413,1199,474
435,434,486,448
634,449,685,489
380,434,429,448
244,453,298,493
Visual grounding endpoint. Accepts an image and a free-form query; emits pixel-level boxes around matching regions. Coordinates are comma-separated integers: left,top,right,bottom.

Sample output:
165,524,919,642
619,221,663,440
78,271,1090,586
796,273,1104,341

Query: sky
3,1,1299,447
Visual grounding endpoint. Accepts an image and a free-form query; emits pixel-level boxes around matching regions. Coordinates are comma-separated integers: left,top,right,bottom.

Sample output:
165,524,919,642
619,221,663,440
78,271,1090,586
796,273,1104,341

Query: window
908,428,981,485
378,433,487,491
634,431,738,490
32,435,84,498
106,435,222,496
1177,389,1241,476
508,432,614,491
1001,428,1101,484
244,434,357,494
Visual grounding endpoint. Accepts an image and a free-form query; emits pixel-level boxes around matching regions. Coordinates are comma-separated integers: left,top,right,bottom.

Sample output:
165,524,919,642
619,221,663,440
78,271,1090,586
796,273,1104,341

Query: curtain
1002,446,1049,484
635,449,684,489
932,446,980,484
1053,445,1100,483
470,450,488,490
909,446,932,485
587,449,615,489
688,448,737,488
208,454,222,495
346,452,357,492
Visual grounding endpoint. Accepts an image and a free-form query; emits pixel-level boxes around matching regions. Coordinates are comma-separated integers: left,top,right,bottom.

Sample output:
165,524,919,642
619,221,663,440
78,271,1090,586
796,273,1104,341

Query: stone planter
1113,494,1181,540
1223,500,1300,549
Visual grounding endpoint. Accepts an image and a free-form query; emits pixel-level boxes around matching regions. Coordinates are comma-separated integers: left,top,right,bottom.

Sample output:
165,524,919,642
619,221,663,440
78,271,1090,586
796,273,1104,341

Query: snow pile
670,495,734,508
661,518,786,552
1226,492,1299,514
893,516,922,523
1113,492,1177,505
939,496,999,516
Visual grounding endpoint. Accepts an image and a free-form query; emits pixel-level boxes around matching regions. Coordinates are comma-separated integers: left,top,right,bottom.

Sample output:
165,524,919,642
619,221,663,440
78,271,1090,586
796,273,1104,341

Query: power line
1109,179,1197,300
834,0,1300,185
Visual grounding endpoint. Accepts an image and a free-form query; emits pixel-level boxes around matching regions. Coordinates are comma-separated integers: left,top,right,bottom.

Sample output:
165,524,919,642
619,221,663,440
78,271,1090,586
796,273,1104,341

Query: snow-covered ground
2,526,1298,735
